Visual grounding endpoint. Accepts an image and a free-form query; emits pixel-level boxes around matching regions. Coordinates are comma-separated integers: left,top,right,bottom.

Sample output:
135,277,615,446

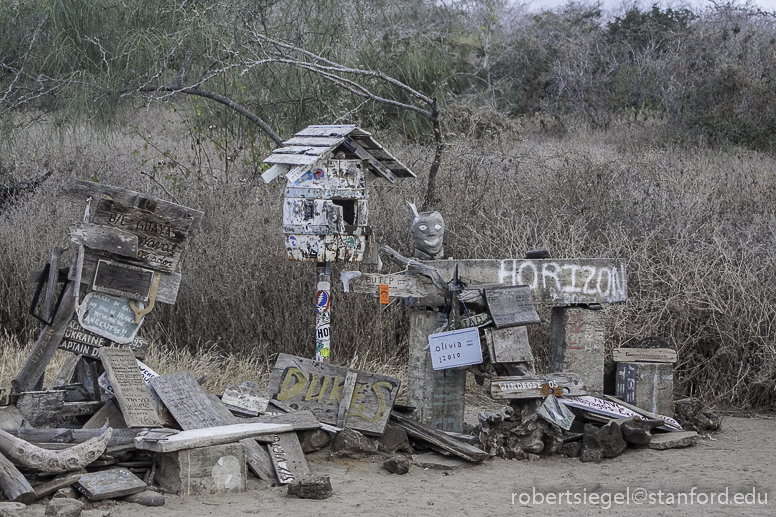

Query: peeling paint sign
77,292,143,344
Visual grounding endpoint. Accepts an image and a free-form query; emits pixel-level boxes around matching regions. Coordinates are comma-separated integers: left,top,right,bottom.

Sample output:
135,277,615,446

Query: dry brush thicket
1,114,775,409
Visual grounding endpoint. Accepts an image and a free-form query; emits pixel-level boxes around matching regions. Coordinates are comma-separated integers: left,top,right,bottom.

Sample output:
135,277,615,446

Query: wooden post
406,310,466,433
315,263,331,363
549,306,605,395
0,453,34,504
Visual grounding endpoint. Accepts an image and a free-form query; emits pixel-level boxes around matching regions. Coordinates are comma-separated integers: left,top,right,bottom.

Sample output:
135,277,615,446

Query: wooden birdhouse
262,125,415,262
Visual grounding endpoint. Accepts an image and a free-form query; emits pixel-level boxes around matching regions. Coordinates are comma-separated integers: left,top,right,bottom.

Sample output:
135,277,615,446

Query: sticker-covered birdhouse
262,125,415,262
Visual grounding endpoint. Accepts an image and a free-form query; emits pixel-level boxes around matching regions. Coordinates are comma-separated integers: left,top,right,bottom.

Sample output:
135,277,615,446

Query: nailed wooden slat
69,222,139,258
485,286,541,328
0,454,34,504
490,373,587,400
221,384,269,417
390,411,488,462
264,153,321,166
261,163,290,184
271,146,331,156
282,136,345,147
294,125,357,137
484,327,533,364
59,318,149,361
267,432,309,485
241,410,322,431
342,137,397,183
346,273,427,298
613,348,677,363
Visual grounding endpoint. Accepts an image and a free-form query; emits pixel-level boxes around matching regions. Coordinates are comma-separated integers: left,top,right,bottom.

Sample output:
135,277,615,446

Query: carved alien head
408,202,445,260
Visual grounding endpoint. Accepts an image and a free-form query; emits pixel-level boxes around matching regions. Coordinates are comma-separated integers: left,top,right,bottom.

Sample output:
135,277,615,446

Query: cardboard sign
536,395,575,430
428,327,483,370
266,353,400,435
77,292,143,344
59,318,149,360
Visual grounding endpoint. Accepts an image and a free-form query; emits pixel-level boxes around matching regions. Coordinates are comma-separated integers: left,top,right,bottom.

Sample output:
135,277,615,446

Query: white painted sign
77,292,143,344
536,395,575,430
563,395,682,431
428,327,483,370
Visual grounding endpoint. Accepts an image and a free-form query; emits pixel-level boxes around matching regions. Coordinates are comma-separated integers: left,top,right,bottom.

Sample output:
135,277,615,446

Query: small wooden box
156,443,246,495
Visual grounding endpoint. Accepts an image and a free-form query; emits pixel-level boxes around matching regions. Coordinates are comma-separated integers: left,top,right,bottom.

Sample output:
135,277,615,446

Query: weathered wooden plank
407,311,466,433
346,273,427,298
459,312,492,329
261,163,290,184
91,195,190,273
264,153,322,166
150,371,226,430
409,258,627,306
0,406,28,430
350,135,415,178
13,274,77,393
82,399,127,430
341,137,397,183
267,432,309,485
0,453,34,504
75,468,146,501
2,428,145,447
241,410,322,431
271,146,331,156
99,348,161,428
60,401,103,418
221,384,269,417
41,247,64,334
294,125,357,137
613,348,677,363
33,470,86,500
16,391,64,428
59,318,149,360
69,222,138,258
484,327,533,364
70,251,181,305
59,180,204,234
282,136,344,147
390,411,488,462
490,373,587,400
134,423,293,453
484,286,540,328
266,354,400,435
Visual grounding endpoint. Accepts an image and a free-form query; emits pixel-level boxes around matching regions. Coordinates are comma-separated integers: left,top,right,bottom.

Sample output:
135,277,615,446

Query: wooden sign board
92,260,154,302
266,353,400,435
491,373,587,400
150,371,227,430
459,312,492,329
485,285,540,328
428,327,483,370
347,273,427,298
77,292,143,344
69,222,138,258
484,326,533,364
267,432,310,485
412,258,627,306
91,194,190,273
613,348,677,363
563,395,682,431
75,468,146,501
59,319,149,360
98,348,161,428
536,395,575,430
222,384,270,417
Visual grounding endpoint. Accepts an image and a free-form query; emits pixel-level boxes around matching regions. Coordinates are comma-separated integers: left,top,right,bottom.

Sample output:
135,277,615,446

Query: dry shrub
2,111,776,409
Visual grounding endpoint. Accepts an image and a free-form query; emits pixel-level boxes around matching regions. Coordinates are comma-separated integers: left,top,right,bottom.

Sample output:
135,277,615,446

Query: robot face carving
411,211,445,260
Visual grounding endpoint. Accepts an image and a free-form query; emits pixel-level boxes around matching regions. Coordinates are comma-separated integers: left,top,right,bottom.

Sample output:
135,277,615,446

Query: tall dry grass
1,110,775,409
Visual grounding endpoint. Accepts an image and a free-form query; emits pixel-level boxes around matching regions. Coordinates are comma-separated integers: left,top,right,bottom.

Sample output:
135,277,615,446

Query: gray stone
674,398,721,432
287,475,332,500
0,502,26,516
580,424,602,463
53,488,77,499
649,431,699,450
123,491,165,507
614,416,663,446
376,423,413,454
560,441,582,458
45,498,83,517
383,456,410,475
330,427,380,458
413,452,472,471
299,428,332,453
599,422,627,458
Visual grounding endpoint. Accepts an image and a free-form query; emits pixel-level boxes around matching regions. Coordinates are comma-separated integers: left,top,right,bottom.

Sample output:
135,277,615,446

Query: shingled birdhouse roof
261,124,415,184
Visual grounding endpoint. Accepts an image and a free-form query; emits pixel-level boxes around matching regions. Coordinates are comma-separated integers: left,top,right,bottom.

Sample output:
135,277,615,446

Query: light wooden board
150,371,226,430
99,348,161,428
484,327,533,364
347,273,427,298
410,258,628,306
2,428,145,447
267,432,310,485
69,222,138,258
485,286,540,327
266,353,400,435
242,410,322,431
390,411,488,462
613,348,677,363
16,391,64,428
82,399,127,430
59,318,149,360
134,422,292,453
222,384,269,417
490,373,587,399
75,468,146,501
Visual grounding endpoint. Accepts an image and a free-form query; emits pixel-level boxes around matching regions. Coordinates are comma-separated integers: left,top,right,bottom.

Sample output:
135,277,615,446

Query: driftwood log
381,246,450,296
0,427,111,473
0,453,34,504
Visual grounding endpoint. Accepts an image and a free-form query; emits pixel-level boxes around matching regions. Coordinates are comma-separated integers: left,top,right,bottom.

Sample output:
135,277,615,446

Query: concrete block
549,307,605,395
615,362,673,416
156,443,246,495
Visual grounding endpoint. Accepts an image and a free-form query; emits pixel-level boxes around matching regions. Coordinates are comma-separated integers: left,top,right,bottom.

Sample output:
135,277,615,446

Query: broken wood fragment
0,452,34,504
390,411,487,462
134,423,292,453
0,427,111,473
